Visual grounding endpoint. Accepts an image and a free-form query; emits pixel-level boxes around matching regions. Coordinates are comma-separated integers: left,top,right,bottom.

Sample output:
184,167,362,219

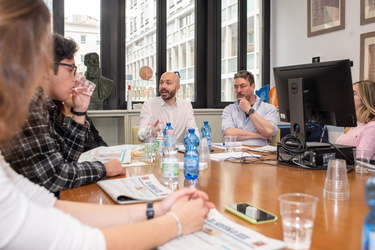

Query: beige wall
89,109,224,146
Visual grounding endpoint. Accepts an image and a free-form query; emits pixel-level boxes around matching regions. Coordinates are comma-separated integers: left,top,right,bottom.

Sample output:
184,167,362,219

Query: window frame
52,0,270,109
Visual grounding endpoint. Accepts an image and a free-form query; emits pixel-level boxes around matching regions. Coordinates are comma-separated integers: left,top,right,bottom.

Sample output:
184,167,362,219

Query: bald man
138,72,199,144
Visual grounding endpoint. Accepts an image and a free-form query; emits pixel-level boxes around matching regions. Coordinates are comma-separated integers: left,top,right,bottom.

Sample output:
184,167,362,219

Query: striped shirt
0,87,106,192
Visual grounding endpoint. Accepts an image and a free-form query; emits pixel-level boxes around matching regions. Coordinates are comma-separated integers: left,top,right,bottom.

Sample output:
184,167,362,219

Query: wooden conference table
60,147,371,250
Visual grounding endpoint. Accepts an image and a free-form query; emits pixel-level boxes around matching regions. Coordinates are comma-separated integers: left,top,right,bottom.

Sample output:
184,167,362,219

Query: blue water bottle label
184,156,199,179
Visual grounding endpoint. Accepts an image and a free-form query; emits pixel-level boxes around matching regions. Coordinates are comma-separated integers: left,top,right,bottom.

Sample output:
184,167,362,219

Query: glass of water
73,73,96,96
278,193,318,250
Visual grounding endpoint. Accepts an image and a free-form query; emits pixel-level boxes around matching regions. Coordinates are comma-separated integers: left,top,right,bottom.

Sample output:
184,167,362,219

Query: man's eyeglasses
55,62,77,76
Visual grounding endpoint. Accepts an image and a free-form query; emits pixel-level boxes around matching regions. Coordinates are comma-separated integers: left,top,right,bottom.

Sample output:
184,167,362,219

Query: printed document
159,208,285,249
97,174,172,204
78,144,141,164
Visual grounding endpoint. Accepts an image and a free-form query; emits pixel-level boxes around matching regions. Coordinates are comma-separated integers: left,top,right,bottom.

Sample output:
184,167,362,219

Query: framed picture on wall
361,0,375,25
360,31,375,81
307,0,345,37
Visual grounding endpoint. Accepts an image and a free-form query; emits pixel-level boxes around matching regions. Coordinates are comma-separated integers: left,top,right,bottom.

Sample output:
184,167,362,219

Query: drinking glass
74,74,96,96
323,159,350,200
279,193,318,250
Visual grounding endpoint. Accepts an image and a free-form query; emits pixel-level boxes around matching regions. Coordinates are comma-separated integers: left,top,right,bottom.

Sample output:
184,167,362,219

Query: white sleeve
3,162,56,206
0,154,106,250
185,102,200,138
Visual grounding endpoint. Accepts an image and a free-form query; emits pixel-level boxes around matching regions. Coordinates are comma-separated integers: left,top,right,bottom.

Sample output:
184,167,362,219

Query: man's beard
236,93,251,102
160,89,177,100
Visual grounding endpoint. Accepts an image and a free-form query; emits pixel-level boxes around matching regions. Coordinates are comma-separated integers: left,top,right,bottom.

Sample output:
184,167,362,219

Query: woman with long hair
336,80,375,160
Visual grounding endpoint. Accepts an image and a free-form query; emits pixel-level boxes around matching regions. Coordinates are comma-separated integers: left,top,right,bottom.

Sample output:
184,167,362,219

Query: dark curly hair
53,33,78,74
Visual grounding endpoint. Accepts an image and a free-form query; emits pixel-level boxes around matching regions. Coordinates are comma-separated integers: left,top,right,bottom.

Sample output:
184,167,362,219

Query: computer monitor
273,59,356,144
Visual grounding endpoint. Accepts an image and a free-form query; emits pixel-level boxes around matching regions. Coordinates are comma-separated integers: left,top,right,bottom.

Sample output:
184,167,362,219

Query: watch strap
146,202,154,219
72,110,87,116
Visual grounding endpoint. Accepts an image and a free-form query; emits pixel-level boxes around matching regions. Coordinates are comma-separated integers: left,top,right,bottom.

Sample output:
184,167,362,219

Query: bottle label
162,162,179,177
156,139,163,150
144,143,156,153
184,156,199,179
184,157,199,170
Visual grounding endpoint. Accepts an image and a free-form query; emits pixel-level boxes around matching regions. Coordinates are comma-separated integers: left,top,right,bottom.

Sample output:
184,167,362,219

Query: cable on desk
224,151,277,166
279,134,308,155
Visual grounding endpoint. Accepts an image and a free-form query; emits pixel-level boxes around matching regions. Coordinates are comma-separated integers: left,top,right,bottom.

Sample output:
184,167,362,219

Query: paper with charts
159,208,285,250
78,144,140,164
97,174,172,204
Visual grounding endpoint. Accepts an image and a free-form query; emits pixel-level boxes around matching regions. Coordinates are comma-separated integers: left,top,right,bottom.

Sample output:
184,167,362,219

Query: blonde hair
0,0,52,142
343,80,375,133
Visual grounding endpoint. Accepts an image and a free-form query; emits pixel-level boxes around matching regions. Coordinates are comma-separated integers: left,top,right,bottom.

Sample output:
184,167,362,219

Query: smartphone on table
224,203,277,224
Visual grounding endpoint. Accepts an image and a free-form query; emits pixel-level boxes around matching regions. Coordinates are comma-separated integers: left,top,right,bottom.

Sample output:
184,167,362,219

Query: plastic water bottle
201,121,212,152
142,122,156,161
184,128,200,179
163,122,173,137
154,121,165,168
162,130,179,185
127,85,132,110
155,121,165,154
362,175,375,249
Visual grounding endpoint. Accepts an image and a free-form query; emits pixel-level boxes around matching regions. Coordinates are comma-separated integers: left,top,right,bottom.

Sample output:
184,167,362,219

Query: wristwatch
248,108,255,115
146,202,154,219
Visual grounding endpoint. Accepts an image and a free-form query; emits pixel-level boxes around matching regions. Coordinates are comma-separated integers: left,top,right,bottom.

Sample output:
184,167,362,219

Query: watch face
249,109,255,114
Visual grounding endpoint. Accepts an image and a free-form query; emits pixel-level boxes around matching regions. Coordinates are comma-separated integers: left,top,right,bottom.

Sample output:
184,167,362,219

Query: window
221,0,238,102
43,0,53,31
81,35,86,44
54,0,267,109
220,0,262,102
246,0,260,85
64,0,100,75
167,0,195,101
125,0,157,102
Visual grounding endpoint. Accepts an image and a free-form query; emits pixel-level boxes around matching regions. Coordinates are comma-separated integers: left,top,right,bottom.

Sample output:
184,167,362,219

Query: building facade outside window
59,0,263,107
64,0,101,75
125,0,261,103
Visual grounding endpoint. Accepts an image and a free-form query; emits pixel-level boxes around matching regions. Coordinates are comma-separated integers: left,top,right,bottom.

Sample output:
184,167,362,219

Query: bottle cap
128,85,131,90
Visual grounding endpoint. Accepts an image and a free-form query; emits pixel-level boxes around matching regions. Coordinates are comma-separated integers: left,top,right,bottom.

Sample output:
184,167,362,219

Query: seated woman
54,94,108,152
336,80,375,160
0,1,214,249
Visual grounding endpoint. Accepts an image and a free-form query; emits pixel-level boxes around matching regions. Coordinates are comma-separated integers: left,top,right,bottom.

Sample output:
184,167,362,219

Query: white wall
270,0,375,83
270,0,375,143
